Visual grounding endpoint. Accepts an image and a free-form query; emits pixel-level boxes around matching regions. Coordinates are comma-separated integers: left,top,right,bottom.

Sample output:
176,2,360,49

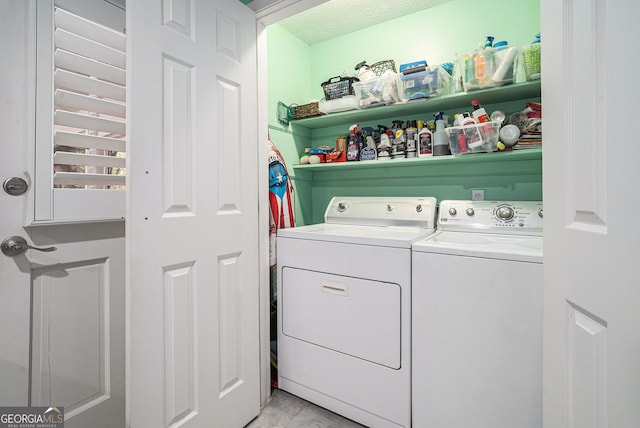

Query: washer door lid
413,231,543,263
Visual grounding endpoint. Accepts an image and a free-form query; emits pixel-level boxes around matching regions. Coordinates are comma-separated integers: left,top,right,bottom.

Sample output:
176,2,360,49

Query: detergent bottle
432,112,451,156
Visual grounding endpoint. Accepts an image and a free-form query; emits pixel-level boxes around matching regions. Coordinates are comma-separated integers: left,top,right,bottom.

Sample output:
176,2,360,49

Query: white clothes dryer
412,200,543,428
277,196,438,428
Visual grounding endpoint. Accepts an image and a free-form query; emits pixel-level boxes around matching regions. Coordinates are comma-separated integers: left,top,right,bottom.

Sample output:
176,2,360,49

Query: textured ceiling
278,0,453,45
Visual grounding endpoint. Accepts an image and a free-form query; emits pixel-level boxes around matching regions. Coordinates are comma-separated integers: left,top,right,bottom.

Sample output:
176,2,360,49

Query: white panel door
0,0,34,406
127,0,260,427
542,0,640,426
1,3,125,427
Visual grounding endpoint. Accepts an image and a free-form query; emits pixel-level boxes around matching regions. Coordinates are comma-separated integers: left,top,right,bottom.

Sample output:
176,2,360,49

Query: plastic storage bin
445,121,501,153
522,43,541,81
463,46,518,91
353,75,399,108
398,65,452,101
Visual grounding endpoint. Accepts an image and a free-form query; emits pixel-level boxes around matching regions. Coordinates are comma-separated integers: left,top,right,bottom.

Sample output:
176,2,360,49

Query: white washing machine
277,196,438,428
412,200,543,428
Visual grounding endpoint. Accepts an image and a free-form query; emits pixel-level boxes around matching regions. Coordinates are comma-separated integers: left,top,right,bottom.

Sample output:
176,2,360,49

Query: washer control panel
438,200,543,235
325,196,438,229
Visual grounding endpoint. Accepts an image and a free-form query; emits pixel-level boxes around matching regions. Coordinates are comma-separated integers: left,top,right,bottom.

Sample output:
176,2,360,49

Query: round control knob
538,209,543,218
416,204,423,213
337,202,347,212
496,206,515,221
466,208,475,216
448,208,457,216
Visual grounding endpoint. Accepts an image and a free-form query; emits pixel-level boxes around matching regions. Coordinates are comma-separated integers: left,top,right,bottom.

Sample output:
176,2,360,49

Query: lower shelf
292,147,542,176
291,148,543,225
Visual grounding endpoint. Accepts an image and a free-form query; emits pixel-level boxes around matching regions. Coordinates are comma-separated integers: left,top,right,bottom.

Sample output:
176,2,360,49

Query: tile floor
245,389,366,428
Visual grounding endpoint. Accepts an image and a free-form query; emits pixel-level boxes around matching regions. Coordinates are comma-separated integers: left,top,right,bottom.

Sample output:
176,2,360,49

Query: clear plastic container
353,75,399,108
444,121,502,153
397,65,452,101
522,43,541,81
463,46,518,91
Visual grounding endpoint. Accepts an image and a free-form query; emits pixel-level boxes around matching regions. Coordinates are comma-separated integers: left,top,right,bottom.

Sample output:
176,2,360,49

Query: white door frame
252,0,331,405
255,20,271,406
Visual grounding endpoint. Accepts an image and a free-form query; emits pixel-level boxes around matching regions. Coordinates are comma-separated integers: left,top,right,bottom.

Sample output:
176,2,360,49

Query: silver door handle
1,236,57,257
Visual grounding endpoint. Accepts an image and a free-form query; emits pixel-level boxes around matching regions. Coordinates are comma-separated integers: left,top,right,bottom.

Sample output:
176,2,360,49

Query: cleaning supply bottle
471,99,491,123
484,36,495,49
460,111,478,126
355,61,376,82
405,120,418,158
475,36,495,81
377,125,392,160
391,120,406,159
418,122,433,156
432,112,451,156
452,53,464,93
360,127,378,161
475,44,486,80
464,54,475,83
346,123,361,161
361,126,378,146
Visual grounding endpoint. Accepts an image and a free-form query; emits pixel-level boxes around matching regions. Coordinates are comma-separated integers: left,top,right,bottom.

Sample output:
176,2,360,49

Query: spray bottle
475,36,495,81
360,127,378,161
377,125,392,160
346,123,362,161
361,126,378,145
432,112,451,156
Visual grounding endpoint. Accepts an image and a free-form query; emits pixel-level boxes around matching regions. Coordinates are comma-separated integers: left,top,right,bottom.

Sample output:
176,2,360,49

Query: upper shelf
291,80,541,129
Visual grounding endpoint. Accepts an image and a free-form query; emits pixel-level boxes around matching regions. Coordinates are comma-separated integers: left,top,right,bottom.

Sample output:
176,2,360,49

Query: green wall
267,0,542,225
267,24,314,222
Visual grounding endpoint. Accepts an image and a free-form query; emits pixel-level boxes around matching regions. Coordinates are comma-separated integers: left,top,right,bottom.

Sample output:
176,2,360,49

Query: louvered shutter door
53,6,126,187
35,3,126,222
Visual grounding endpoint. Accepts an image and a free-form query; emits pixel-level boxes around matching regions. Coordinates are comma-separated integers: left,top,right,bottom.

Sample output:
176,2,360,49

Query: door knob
3,177,29,196
1,236,57,257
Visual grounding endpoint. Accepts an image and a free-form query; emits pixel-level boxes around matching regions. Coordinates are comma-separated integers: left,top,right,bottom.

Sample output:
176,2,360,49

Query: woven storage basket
370,60,397,76
321,76,359,100
293,102,323,120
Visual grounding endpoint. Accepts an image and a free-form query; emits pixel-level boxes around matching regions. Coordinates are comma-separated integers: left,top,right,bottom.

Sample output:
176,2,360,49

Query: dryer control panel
437,200,543,235
324,196,438,229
